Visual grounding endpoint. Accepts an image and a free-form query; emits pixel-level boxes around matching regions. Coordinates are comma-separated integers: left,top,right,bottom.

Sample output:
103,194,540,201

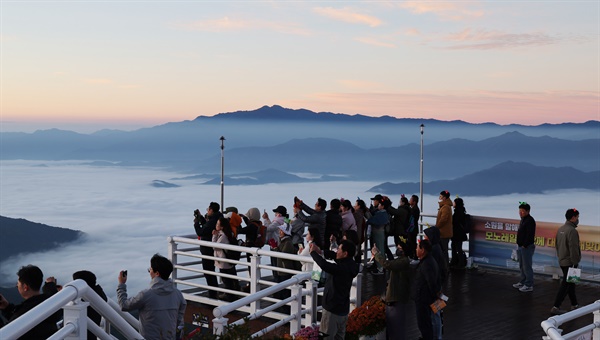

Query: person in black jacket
194,202,222,299
324,198,343,250
450,197,468,269
0,265,62,339
310,239,359,340
513,202,536,292
408,195,421,260
413,240,440,340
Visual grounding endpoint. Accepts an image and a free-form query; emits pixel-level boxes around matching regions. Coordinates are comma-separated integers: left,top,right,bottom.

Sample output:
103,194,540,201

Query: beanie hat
246,207,260,221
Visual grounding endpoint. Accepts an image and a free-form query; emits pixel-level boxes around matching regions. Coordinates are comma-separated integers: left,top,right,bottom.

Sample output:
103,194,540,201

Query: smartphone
123,270,128,277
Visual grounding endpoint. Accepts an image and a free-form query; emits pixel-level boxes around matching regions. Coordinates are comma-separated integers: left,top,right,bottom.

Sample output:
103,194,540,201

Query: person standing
263,205,288,282
367,199,391,275
408,195,421,259
413,240,440,340
0,265,62,339
450,197,468,269
193,202,222,299
310,240,359,340
513,202,537,292
551,208,581,314
295,197,327,245
372,244,411,340
212,217,241,301
117,254,187,339
435,191,453,266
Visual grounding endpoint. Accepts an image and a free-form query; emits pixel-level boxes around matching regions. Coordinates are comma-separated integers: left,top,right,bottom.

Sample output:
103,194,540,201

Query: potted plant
293,324,320,340
346,296,386,340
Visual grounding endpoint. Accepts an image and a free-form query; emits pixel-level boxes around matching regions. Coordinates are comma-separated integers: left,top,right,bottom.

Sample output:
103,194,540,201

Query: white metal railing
167,234,362,337
541,299,600,339
0,279,142,340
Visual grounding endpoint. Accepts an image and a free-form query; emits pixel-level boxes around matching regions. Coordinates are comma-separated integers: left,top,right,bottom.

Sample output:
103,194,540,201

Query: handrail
213,272,311,318
0,279,143,340
541,299,600,339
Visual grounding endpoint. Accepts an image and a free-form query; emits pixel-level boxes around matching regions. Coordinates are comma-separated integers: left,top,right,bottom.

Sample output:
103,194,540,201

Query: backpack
254,221,267,248
224,245,241,261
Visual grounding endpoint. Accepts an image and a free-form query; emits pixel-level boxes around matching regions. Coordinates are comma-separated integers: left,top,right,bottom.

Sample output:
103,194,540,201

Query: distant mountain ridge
369,161,600,196
0,216,84,261
2,105,598,167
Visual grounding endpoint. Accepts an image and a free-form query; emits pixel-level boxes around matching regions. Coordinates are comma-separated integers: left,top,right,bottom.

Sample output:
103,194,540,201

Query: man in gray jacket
118,254,187,339
551,209,581,315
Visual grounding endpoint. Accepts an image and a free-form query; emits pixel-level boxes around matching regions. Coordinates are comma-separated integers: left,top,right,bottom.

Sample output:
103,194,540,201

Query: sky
1,1,599,133
1,160,599,297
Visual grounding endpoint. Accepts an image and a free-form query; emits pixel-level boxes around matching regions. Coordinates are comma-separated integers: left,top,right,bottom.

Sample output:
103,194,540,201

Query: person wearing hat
238,207,261,248
295,196,327,245
369,194,384,215
263,205,288,281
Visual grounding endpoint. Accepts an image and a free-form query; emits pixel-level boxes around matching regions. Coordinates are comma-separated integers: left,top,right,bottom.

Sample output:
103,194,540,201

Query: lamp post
419,124,424,221
220,136,225,209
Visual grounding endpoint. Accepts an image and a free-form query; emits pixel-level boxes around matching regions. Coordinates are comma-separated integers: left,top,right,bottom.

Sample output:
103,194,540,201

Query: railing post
250,254,261,314
350,273,362,312
593,309,600,340
168,237,179,287
290,284,303,334
213,317,228,336
63,299,89,340
305,279,318,326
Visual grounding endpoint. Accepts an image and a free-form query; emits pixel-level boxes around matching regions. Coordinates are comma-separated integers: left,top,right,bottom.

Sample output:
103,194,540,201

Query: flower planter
358,328,386,340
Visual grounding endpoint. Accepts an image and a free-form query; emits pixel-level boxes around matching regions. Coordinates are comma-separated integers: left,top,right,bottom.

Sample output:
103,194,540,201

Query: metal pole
419,124,424,216
220,136,225,209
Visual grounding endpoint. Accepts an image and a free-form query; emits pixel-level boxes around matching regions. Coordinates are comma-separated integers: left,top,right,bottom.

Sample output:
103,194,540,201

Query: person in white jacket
298,227,323,272
117,254,186,340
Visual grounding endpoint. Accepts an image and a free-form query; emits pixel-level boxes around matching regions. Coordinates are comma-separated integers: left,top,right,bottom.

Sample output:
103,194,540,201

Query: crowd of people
0,193,584,340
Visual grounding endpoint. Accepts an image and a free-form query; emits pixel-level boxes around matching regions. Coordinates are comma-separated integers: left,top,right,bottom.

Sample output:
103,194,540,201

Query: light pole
419,124,424,222
220,136,225,209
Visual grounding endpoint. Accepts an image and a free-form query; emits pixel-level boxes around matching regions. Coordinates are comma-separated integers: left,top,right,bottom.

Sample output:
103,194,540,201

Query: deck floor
184,266,600,339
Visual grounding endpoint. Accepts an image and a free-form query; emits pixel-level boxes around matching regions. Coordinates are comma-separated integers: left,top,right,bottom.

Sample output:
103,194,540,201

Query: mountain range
2,105,599,194
369,161,600,196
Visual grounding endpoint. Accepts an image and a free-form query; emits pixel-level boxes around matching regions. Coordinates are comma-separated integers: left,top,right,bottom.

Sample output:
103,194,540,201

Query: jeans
371,226,385,270
431,310,442,339
517,244,535,287
553,265,578,308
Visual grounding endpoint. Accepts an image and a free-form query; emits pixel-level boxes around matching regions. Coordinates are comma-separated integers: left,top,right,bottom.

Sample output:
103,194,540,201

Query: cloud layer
1,161,598,298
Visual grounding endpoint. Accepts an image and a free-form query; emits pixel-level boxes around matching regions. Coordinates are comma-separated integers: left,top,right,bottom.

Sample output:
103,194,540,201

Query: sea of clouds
1,160,598,298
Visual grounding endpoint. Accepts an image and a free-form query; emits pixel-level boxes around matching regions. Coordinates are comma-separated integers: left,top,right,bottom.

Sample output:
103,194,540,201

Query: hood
424,226,441,245
149,276,175,295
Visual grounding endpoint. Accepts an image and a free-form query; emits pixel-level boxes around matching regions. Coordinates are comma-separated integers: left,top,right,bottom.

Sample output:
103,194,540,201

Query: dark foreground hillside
0,216,84,261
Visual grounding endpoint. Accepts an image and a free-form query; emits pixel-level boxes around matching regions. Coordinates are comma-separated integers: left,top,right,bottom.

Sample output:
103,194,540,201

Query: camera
194,209,200,217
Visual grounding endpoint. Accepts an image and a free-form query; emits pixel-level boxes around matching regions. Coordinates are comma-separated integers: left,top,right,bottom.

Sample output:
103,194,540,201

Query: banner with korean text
468,215,599,281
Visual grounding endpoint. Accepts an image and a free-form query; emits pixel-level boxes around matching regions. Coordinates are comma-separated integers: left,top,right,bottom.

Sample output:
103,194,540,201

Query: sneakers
370,268,384,276
512,282,524,289
550,307,563,315
519,285,533,292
